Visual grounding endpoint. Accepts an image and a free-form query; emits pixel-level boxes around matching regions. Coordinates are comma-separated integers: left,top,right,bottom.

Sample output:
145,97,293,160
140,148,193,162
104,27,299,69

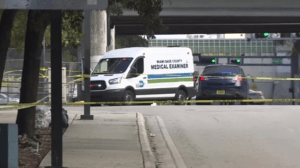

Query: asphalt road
50,105,300,168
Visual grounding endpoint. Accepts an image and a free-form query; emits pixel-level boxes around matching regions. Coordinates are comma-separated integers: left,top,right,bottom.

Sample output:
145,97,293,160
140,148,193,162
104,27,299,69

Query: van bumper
91,89,125,102
196,87,247,99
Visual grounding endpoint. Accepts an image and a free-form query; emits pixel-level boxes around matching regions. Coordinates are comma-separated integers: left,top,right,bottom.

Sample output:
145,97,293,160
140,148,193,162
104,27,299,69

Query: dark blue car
194,64,249,105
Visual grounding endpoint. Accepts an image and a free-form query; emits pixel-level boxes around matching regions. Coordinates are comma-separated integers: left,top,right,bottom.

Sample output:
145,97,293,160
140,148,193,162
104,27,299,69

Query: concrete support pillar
109,26,115,51
90,10,107,70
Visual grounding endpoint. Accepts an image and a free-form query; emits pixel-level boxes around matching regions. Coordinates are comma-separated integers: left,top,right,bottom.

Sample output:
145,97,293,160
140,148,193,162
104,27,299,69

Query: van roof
102,47,192,59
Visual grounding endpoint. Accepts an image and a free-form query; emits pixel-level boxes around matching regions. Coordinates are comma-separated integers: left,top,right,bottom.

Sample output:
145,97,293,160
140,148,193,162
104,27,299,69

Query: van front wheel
175,90,186,105
123,90,134,105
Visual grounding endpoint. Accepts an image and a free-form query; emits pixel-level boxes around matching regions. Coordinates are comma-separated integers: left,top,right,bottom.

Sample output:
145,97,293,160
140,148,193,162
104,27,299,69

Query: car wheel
123,90,134,105
175,90,186,105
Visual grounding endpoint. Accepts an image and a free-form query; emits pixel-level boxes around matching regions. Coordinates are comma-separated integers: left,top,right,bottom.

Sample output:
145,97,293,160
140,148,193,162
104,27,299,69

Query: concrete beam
111,16,300,26
110,0,300,35
115,23,300,35
120,0,300,17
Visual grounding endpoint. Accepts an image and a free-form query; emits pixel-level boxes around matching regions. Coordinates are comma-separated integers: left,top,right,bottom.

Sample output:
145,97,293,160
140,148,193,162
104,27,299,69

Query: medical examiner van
90,47,195,103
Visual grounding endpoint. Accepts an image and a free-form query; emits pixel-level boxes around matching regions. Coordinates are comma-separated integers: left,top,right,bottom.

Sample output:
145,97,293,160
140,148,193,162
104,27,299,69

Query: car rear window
202,66,245,76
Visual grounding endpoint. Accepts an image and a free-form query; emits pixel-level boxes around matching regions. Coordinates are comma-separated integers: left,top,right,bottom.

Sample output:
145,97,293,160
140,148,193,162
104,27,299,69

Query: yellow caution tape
4,68,48,75
66,70,80,73
66,74,90,78
4,73,300,81
3,70,22,75
1,98,299,111
40,67,47,71
0,95,49,110
197,75,300,81
69,74,300,81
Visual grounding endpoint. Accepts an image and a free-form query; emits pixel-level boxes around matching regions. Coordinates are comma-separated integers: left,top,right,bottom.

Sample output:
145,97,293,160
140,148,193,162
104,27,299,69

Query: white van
90,47,195,103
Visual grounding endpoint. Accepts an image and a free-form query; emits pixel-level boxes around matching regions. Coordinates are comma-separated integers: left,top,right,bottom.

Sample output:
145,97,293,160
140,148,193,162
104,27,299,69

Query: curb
156,116,187,168
137,113,156,168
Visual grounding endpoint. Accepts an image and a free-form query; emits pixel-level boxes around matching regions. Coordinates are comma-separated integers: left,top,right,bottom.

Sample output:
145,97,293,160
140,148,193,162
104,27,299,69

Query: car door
126,57,147,96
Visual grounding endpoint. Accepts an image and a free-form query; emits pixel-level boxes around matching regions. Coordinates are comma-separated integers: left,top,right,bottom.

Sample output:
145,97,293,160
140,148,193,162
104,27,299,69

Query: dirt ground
19,129,51,168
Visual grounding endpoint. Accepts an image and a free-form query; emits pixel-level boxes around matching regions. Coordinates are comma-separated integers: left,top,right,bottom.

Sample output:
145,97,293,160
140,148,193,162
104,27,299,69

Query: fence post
47,67,67,103
62,67,67,103
48,68,51,102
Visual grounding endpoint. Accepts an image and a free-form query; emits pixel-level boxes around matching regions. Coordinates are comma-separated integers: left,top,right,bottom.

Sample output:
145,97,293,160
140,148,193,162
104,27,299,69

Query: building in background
150,34,275,56
150,33,297,104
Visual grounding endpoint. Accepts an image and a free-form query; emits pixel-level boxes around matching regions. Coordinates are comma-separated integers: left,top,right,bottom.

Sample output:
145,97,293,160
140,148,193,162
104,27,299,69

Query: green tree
0,10,83,92
16,10,51,138
0,10,18,92
108,0,164,38
16,10,84,138
44,11,84,48
9,10,28,54
14,0,164,138
116,35,149,49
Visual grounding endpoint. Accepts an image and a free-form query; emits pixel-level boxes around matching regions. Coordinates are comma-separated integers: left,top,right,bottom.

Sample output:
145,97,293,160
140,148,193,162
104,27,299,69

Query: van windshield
92,58,133,74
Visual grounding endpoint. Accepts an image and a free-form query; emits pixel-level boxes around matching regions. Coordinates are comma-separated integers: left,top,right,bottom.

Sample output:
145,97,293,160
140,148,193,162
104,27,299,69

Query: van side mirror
193,54,200,63
127,67,139,78
193,71,199,77
131,67,137,72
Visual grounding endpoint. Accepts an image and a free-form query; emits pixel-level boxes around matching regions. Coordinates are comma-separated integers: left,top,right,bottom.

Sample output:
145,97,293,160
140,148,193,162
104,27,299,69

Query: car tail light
259,93,262,96
200,76,206,81
90,84,93,88
194,77,197,81
237,77,243,82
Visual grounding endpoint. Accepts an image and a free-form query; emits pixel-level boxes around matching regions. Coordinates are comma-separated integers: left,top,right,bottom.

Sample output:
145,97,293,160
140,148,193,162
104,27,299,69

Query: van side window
136,58,144,74
128,57,144,78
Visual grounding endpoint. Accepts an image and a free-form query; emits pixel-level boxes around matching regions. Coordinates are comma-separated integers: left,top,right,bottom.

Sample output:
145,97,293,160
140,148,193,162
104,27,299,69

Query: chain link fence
1,48,83,104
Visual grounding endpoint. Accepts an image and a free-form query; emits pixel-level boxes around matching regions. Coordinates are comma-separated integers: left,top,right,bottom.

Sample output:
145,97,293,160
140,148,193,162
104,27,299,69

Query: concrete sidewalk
40,113,154,168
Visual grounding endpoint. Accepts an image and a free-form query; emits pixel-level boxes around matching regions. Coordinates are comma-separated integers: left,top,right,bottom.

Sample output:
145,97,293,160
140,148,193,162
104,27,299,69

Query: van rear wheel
175,90,186,105
123,90,134,105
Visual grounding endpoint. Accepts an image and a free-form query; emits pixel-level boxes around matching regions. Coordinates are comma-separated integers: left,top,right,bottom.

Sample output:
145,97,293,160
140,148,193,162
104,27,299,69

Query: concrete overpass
110,0,300,35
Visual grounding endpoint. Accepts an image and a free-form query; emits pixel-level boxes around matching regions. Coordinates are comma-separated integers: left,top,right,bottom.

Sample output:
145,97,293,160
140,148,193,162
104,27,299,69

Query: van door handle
143,77,147,79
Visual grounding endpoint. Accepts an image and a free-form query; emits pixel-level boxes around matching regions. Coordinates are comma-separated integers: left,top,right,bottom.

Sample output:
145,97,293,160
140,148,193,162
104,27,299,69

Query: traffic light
231,59,241,64
255,33,269,38
211,58,216,64
200,58,216,64
272,58,282,64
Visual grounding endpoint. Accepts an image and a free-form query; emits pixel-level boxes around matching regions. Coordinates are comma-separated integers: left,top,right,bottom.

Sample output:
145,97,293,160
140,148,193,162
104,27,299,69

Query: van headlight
109,77,122,85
